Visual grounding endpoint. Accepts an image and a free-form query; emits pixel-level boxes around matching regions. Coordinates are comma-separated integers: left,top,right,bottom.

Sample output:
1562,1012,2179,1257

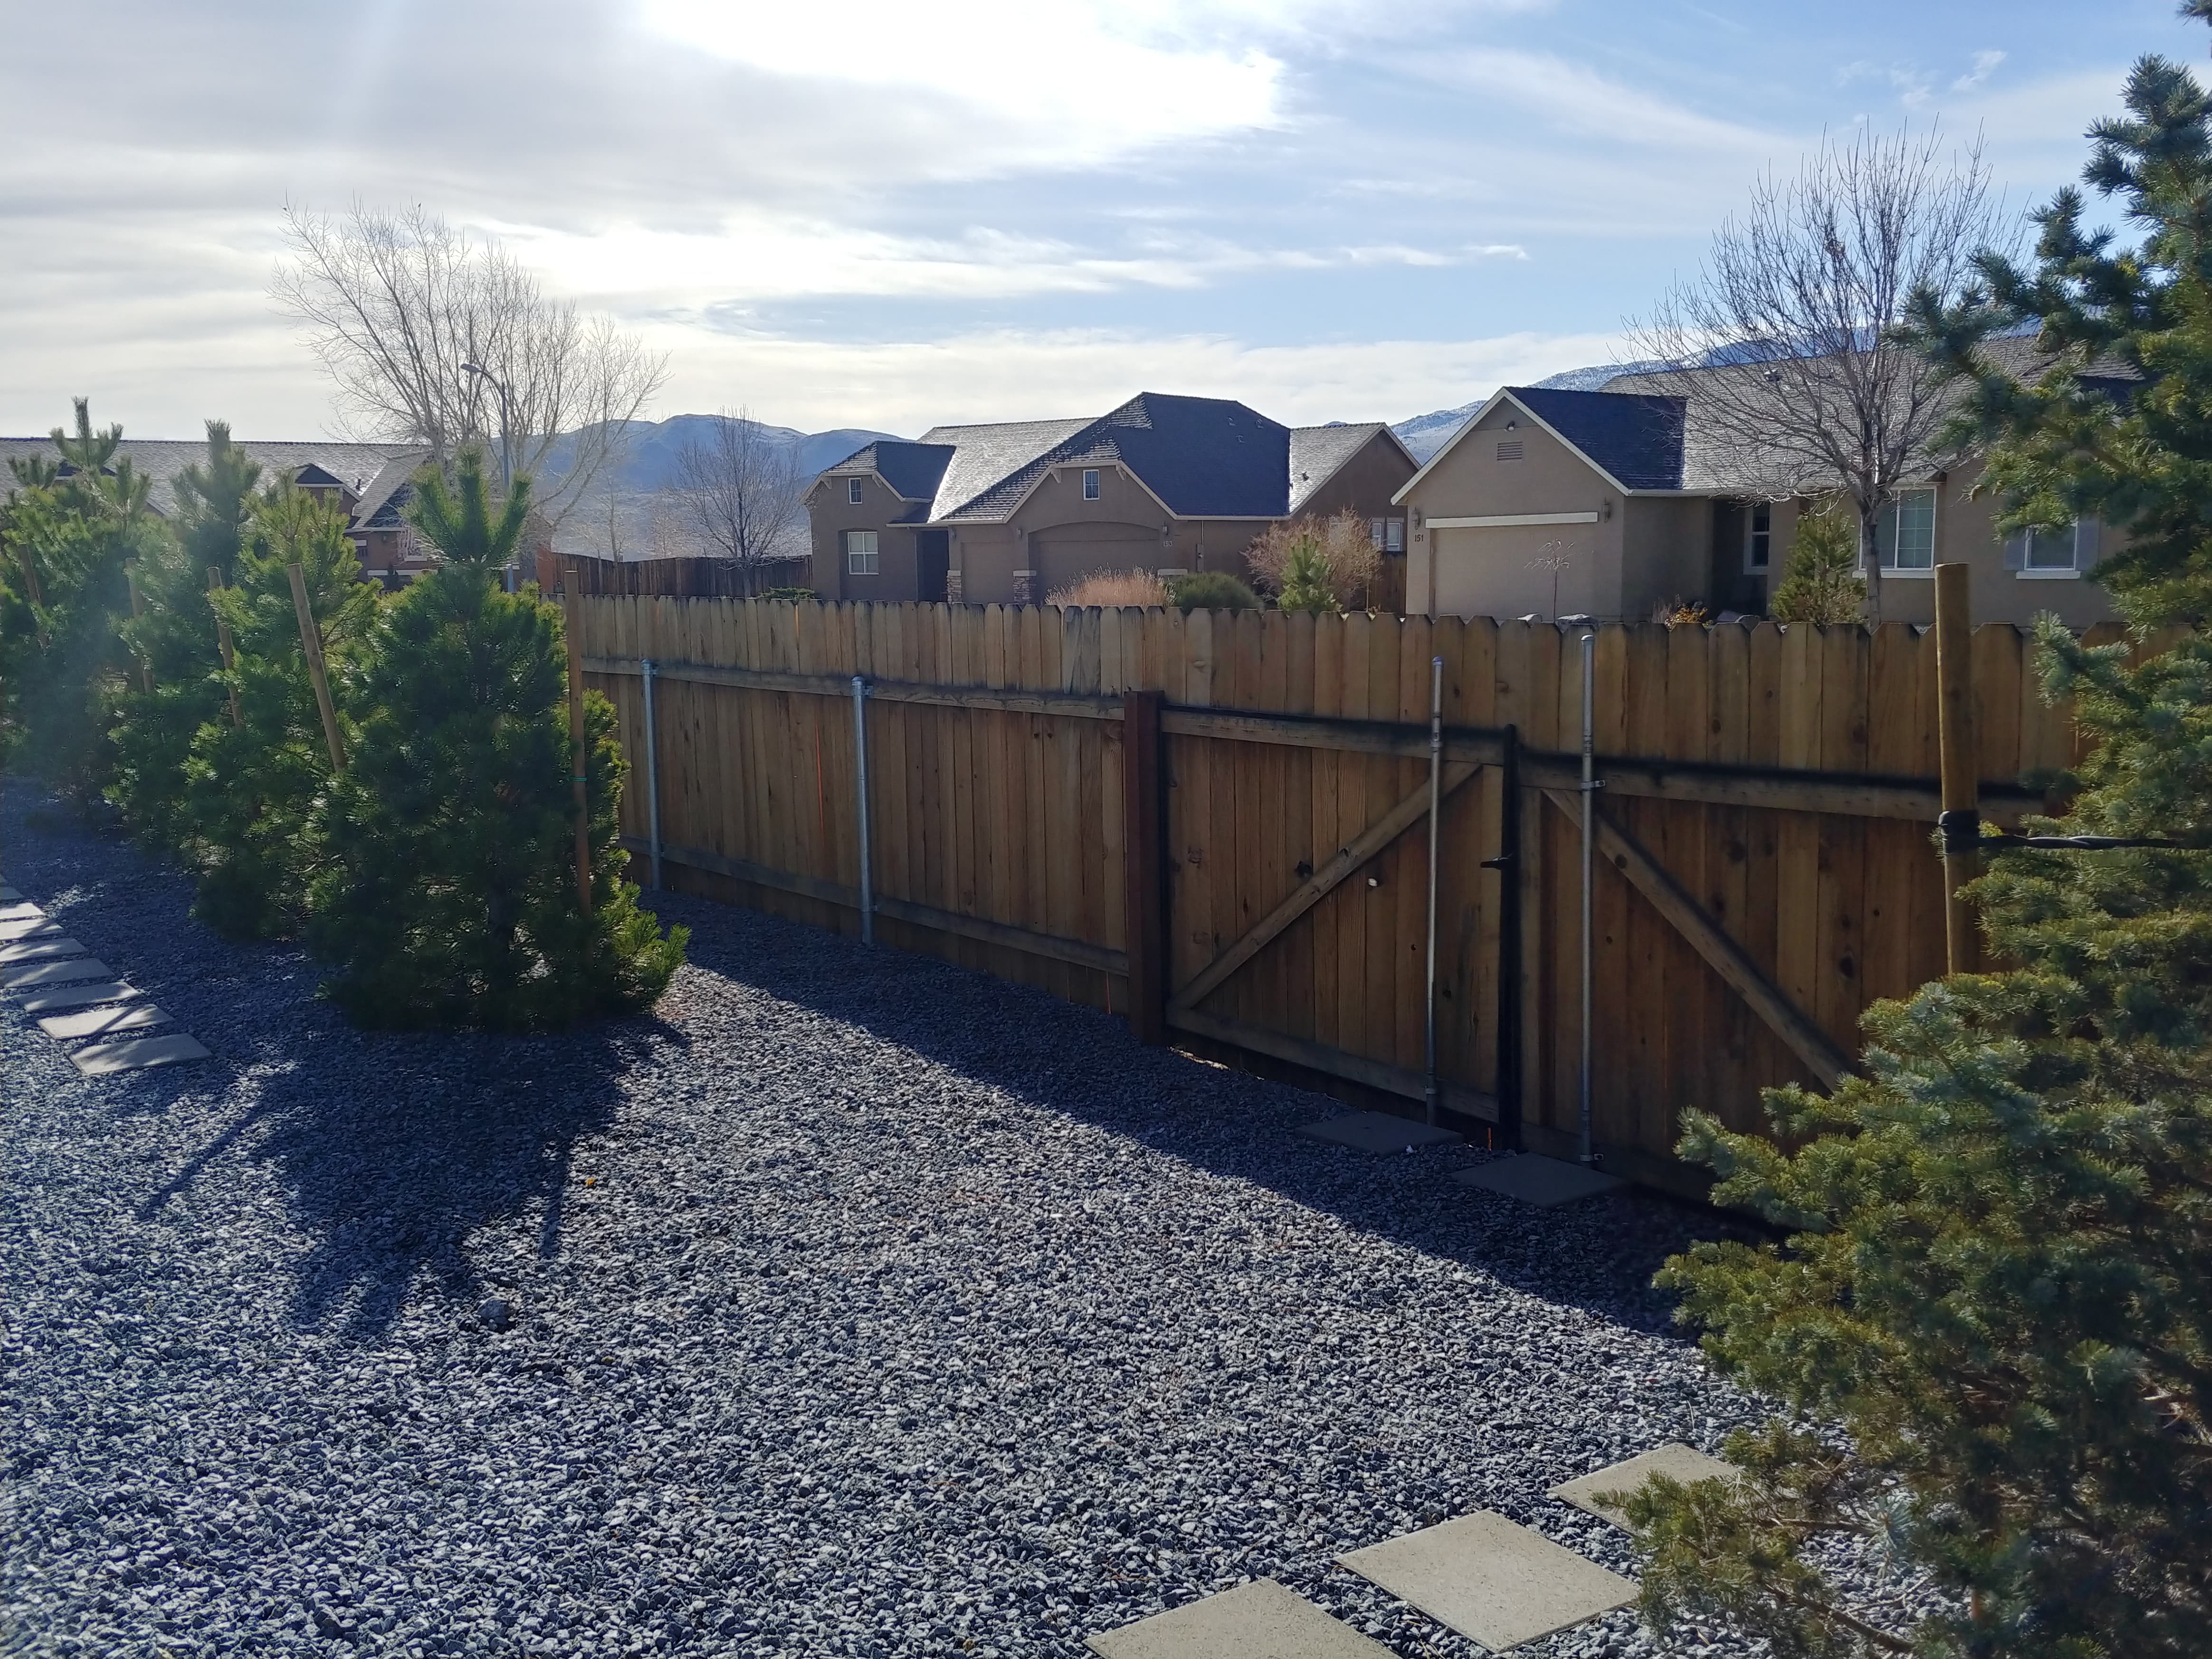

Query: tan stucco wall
944,463,1276,602
1405,401,1629,619
1836,460,2122,629
1619,496,1710,620
1297,433,1418,611
807,472,925,600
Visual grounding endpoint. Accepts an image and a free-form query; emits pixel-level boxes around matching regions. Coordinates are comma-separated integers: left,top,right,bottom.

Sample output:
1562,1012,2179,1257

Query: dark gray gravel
3,785,1772,1659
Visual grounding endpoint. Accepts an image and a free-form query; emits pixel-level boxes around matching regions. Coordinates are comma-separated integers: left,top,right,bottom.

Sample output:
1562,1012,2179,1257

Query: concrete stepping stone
0,917,58,943
1337,1512,1637,1651
70,1033,211,1074
2,958,115,993
1548,1444,1740,1528
0,901,44,923
1454,1154,1626,1207
1296,1110,1462,1155
0,936,87,965
1087,1580,1397,1659
0,886,20,902
38,1003,172,1042
16,981,140,1015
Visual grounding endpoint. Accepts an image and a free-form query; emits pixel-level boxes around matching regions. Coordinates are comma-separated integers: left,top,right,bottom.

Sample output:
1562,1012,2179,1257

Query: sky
0,0,2194,441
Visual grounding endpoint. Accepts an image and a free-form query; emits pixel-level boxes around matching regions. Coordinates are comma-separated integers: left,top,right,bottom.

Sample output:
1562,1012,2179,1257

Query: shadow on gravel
249,1020,678,1339
675,902,1743,1334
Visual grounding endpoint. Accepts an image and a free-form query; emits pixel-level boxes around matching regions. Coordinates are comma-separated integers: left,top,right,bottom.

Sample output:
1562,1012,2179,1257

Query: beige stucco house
805,393,1417,606
1395,355,2125,629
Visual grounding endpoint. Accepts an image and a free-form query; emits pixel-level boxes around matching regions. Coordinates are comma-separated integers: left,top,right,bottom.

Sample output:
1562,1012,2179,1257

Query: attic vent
1495,439,1525,462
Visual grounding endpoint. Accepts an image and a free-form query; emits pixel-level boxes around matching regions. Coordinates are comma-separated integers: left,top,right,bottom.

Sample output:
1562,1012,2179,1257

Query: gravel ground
3,785,1773,1659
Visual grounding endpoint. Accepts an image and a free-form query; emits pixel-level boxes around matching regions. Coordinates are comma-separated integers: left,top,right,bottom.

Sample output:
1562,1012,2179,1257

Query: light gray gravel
3,785,1774,1659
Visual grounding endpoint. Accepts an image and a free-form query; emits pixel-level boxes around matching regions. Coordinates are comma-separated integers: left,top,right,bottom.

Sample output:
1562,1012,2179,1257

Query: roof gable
1288,422,1413,515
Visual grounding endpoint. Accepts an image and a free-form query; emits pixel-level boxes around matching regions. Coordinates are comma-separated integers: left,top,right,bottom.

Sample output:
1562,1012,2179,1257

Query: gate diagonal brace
1171,763,1480,1014
1542,788,1852,1090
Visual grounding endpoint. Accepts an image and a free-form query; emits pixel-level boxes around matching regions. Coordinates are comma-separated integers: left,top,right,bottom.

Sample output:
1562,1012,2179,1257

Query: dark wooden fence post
1121,689,1167,1045
1935,563,1978,975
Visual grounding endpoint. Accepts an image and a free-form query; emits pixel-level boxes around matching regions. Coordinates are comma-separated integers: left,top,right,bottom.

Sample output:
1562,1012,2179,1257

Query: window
1495,439,1525,462
845,529,878,575
1872,487,1937,570
1745,501,1772,572
847,477,863,505
2005,517,2096,577
1385,517,1405,553
1082,468,1100,500
1370,517,1386,549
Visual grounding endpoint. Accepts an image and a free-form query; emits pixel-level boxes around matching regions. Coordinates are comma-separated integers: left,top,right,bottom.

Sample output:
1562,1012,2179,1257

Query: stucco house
805,392,1417,606
1394,342,2128,628
0,435,433,585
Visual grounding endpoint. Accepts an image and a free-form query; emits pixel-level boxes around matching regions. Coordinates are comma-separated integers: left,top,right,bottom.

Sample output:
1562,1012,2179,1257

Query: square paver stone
38,1003,172,1041
1337,1512,1637,1652
1,936,86,965
1296,1110,1462,1155
1453,1154,1627,1208
1087,1580,1398,1659
1548,1444,1740,1528
3,958,114,993
71,1033,210,1074
16,981,140,1015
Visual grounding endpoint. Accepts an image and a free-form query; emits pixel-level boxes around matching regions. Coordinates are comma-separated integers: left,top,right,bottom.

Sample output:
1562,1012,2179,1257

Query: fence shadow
670,896,1752,1335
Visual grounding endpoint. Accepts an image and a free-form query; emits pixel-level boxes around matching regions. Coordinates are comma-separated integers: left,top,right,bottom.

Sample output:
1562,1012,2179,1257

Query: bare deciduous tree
672,410,809,594
1629,126,2010,623
1245,508,1383,608
273,202,667,527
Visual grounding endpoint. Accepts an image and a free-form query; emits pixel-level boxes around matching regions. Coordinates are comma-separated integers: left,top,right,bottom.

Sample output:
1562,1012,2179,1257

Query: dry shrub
1245,509,1382,607
1048,568,1167,607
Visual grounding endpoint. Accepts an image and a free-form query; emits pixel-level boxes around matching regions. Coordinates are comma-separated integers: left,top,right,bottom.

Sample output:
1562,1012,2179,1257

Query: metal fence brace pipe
1579,630,1598,1166
1424,655,1444,1126
641,658,663,890
852,676,874,945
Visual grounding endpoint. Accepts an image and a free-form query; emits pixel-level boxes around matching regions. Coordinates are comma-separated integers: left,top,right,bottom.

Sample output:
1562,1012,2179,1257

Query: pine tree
308,450,684,1029
1274,531,1338,615
1765,500,1866,624
183,480,379,939
0,400,165,798
107,422,264,847
1626,23,2212,1659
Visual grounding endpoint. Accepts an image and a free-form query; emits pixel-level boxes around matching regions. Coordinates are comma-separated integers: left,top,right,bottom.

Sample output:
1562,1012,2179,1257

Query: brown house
1395,340,2130,628
805,393,1416,606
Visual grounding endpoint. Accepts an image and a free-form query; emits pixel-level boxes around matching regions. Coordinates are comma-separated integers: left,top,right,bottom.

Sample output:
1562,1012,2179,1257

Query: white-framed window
1872,486,1938,571
1744,501,1772,573
1385,517,1405,553
845,529,878,575
847,477,863,505
1082,468,1100,500
2005,516,2098,578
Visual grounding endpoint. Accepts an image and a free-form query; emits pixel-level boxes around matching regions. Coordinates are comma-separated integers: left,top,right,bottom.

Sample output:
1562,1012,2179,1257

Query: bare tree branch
272,202,668,527
671,410,809,595
1627,125,2012,623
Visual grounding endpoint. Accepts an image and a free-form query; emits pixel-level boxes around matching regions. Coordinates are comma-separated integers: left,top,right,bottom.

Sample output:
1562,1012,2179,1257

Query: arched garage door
1031,522,1168,599
1431,523,1602,620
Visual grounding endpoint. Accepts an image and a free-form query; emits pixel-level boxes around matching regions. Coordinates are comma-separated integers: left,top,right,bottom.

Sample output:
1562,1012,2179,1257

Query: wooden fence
577,598,2119,1194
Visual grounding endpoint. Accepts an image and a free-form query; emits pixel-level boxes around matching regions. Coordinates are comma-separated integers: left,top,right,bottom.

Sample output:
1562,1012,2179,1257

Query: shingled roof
1288,422,1411,514
1502,387,1688,492
0,436,426,520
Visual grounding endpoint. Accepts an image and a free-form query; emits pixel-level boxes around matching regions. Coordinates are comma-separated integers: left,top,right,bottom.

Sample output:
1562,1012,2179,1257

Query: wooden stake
287,563,346,772
125,566,153,693
208,567,241,728
1934,561,1978,975
560,558,593,916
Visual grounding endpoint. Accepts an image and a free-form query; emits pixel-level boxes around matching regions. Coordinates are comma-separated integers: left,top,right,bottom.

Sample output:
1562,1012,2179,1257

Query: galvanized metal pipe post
1423,655,1444,1125
1579,630,1597,1165
851,675,874,944
640,657,663,890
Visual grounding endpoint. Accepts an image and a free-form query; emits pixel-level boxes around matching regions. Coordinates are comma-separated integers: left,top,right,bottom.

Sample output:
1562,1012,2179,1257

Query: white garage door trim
1426,511,1601,529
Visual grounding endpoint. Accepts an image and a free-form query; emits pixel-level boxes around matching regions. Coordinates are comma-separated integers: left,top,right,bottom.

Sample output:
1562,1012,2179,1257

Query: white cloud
1954,49,2006,93
638,0,1290,165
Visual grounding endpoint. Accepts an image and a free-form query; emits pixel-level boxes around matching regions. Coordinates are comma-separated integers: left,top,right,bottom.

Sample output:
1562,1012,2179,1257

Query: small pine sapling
1765,500,1866,624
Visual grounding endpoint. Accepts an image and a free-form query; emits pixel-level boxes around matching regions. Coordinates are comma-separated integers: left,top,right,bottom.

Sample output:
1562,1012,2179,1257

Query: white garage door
1431,524,1601,620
